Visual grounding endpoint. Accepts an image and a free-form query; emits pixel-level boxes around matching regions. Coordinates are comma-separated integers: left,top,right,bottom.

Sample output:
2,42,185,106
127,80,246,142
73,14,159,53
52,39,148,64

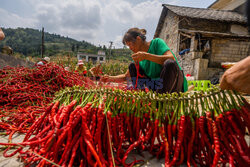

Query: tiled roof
163,4,247,23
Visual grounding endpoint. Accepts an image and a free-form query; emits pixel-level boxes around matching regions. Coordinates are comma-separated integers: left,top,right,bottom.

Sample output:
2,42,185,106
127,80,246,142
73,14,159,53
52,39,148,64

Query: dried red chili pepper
81,107,103,167
122,139,143,167
187,117,196,167
169,115,186,166
212,121,221,167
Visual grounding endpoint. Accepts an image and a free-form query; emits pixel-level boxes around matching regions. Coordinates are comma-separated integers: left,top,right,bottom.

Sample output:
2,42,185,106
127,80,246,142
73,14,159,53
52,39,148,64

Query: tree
76,44,79,52
103,45,107,50
71,44,75,52
1,27,98,57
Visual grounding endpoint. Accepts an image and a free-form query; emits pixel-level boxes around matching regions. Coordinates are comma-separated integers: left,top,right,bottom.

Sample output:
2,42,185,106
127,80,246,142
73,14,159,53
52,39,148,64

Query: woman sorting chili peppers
101,28,188,93
89,63,103,81
75,60,87,76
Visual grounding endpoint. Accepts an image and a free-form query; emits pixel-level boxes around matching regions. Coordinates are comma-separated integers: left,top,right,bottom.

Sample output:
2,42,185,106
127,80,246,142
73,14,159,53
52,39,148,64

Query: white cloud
104,0,134,24
99,0,164,48
30,0,102,40
0,0,216,48
0,8,36,28
113,35,124,48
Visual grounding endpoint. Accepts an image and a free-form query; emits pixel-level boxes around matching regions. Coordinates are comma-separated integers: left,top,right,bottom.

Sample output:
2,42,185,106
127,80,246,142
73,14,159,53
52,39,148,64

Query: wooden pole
67,53,70,66
41,27,44,58
108,41,113,62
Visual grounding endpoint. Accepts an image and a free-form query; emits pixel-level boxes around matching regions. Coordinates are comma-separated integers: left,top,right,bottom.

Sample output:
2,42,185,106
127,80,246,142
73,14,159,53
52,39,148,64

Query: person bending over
101,28,187,93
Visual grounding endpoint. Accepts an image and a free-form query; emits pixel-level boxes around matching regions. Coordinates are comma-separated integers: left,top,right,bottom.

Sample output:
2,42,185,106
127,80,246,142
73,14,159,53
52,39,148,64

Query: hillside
0,28,97,57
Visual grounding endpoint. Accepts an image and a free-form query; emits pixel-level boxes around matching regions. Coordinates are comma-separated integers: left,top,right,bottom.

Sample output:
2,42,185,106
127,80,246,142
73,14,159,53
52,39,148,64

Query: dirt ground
0,133,249,167
0,53,34,69
0,134,23,167
0,133,167,167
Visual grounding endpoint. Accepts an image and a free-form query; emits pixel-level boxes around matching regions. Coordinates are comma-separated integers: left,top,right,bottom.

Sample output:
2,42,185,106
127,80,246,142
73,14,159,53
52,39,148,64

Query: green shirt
139,38,188,92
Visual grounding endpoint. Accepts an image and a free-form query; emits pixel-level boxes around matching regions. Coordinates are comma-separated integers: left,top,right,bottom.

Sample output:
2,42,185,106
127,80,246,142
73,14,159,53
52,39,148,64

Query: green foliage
0,27,97,57
101,61,129,75
0,28,132,63
107,48,133,62
50,55,129,76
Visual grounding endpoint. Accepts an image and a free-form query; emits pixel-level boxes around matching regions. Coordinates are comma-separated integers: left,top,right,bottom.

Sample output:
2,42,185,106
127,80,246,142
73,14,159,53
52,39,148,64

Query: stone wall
211,39,250,64
193,58,208,80
207,67,224,80
190,38,250,80
176,54,225,80
157,12,250,80
177,52,194,76
158,10,179,56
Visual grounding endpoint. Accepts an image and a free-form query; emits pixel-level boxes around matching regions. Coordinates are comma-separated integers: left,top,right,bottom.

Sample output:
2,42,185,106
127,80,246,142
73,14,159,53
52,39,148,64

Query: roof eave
178,15,247,25
208,0,219,8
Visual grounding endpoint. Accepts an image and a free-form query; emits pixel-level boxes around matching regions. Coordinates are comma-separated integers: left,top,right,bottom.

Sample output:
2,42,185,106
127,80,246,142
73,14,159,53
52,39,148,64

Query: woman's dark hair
122,28,147,45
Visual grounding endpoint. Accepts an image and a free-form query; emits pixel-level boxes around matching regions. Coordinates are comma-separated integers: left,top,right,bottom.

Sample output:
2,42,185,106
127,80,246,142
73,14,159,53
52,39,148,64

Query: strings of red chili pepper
0,67,250,167
0,63,94,133
134,61,144,89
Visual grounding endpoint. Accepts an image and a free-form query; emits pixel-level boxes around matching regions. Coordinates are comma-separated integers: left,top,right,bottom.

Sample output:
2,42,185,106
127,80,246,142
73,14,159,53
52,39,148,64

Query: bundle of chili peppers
0,63,94,133
0,86,249,167
0,91,155,167
0,63,94,108
56,87,250,166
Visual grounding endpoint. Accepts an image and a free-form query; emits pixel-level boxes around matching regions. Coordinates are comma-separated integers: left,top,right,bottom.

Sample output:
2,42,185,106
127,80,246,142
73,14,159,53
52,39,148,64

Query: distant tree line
0,27,98,57
0,27,132,61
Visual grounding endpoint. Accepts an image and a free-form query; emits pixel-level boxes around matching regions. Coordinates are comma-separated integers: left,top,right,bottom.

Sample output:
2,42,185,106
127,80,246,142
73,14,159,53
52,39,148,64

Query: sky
0,0,216,48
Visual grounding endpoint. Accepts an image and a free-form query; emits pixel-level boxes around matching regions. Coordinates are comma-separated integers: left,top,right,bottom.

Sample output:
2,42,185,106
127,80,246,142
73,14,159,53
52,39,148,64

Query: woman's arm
89,67,95,76
101,70,130,82
89,65,101,76
0,28,5,40
220,56,250,94
132,50,175,65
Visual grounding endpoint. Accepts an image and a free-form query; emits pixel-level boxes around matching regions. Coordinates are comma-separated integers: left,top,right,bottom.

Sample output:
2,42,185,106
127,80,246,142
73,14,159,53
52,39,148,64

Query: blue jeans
128,59,184,93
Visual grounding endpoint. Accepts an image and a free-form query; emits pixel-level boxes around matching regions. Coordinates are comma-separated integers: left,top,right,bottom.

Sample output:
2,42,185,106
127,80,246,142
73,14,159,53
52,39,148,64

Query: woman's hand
131,52,147,62
90,70,95,77
90,65,102,77
101,75,110,82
